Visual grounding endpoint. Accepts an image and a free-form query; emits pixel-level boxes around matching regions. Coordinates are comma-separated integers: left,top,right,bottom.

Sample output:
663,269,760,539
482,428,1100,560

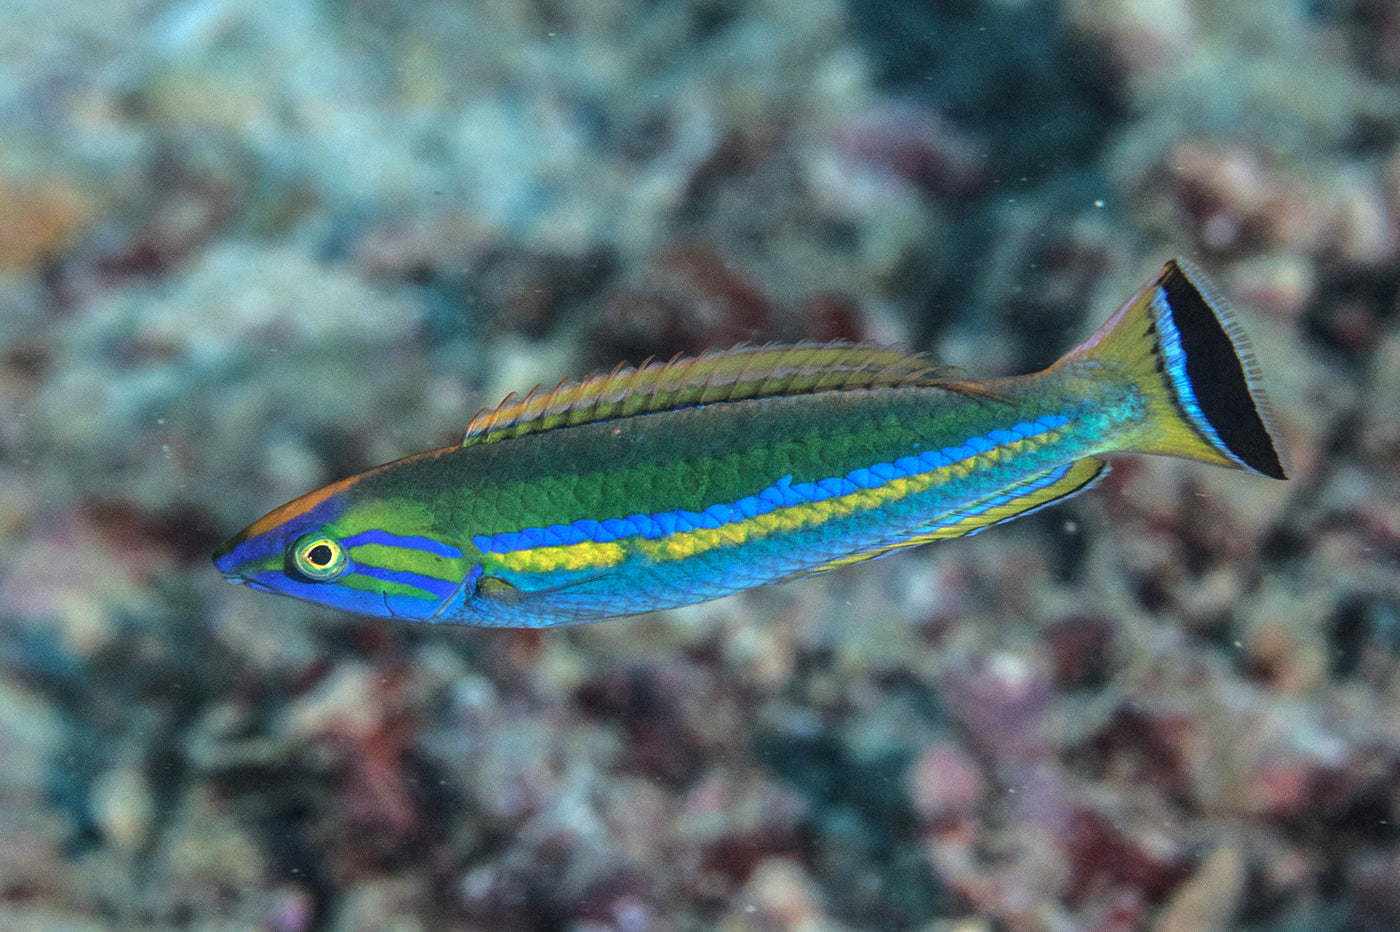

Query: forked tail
1058,259,1287,479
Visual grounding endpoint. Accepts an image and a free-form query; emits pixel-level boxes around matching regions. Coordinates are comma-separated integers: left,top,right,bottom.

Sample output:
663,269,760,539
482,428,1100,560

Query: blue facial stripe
349,565,460,600
472,416,1075,555
1149,288,1246,468
248,570,389,616
340,530,464,560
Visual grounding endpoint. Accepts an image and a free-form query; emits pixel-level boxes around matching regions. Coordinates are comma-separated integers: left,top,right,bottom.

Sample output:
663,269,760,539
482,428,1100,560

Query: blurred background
1,0,1398,929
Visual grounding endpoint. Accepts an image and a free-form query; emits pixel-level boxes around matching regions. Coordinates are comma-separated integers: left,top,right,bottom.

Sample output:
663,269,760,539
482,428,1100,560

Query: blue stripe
351,564,460,600
341,529,464,560
476,416,1074,554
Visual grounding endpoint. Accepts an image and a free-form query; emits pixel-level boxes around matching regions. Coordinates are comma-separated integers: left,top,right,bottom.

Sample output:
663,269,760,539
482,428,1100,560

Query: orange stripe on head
240,474,358,539
240,444,461,540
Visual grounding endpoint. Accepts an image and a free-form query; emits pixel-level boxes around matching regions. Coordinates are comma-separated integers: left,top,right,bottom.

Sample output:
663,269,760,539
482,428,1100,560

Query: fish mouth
213,559,267,591
221,571,275,593
213,553,246,585
217,567,260,589
212,534,258,586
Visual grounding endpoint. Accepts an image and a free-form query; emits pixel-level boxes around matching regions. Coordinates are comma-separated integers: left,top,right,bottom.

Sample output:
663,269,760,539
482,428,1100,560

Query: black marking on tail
1158,262,1286,479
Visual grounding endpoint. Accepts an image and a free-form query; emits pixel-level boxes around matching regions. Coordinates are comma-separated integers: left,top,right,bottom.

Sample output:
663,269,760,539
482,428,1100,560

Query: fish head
213,473,479,620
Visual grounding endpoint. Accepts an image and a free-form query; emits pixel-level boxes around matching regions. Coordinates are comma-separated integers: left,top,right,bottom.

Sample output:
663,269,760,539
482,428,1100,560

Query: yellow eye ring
288,534,348,582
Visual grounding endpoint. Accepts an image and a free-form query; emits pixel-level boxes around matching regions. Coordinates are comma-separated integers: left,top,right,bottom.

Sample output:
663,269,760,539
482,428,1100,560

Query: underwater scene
2,0,1399,929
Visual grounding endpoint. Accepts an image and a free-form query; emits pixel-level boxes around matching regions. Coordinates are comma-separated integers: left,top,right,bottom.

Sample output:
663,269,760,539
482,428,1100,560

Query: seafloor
2,1,1399,930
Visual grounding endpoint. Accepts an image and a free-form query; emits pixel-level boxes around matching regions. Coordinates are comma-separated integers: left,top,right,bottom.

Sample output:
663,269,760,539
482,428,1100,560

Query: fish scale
215,260,1286,627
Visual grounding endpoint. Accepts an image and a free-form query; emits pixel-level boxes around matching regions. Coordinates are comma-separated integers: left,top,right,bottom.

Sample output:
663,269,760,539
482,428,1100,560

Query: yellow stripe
493,428,1066,576
495,540,627,574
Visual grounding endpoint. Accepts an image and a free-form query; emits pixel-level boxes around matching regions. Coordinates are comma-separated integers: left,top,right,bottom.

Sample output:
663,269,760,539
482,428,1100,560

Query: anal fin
778,457,1109,582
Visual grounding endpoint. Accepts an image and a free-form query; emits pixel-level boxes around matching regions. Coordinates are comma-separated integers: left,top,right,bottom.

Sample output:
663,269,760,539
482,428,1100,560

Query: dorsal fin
462,342,979,447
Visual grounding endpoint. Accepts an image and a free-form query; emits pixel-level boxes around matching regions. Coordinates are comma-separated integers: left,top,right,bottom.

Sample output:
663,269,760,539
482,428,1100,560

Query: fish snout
212,539,249,585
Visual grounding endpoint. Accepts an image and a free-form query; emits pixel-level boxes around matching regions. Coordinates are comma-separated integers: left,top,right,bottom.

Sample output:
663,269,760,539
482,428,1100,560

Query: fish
213,259,1286,627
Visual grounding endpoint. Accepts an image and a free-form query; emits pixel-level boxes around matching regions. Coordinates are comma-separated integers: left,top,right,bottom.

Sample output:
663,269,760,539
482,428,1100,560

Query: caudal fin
1058,259,1287,479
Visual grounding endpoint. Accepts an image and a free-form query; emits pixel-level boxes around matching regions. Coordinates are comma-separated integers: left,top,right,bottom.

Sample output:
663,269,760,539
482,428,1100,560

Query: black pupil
307,544,334,567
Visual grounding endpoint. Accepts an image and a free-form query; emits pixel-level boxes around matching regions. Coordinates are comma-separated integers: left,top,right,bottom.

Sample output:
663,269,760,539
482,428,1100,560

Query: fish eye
288,533,348,582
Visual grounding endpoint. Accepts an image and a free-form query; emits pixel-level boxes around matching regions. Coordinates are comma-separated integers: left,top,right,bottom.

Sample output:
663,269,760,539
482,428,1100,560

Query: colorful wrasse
214,259,1286,627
